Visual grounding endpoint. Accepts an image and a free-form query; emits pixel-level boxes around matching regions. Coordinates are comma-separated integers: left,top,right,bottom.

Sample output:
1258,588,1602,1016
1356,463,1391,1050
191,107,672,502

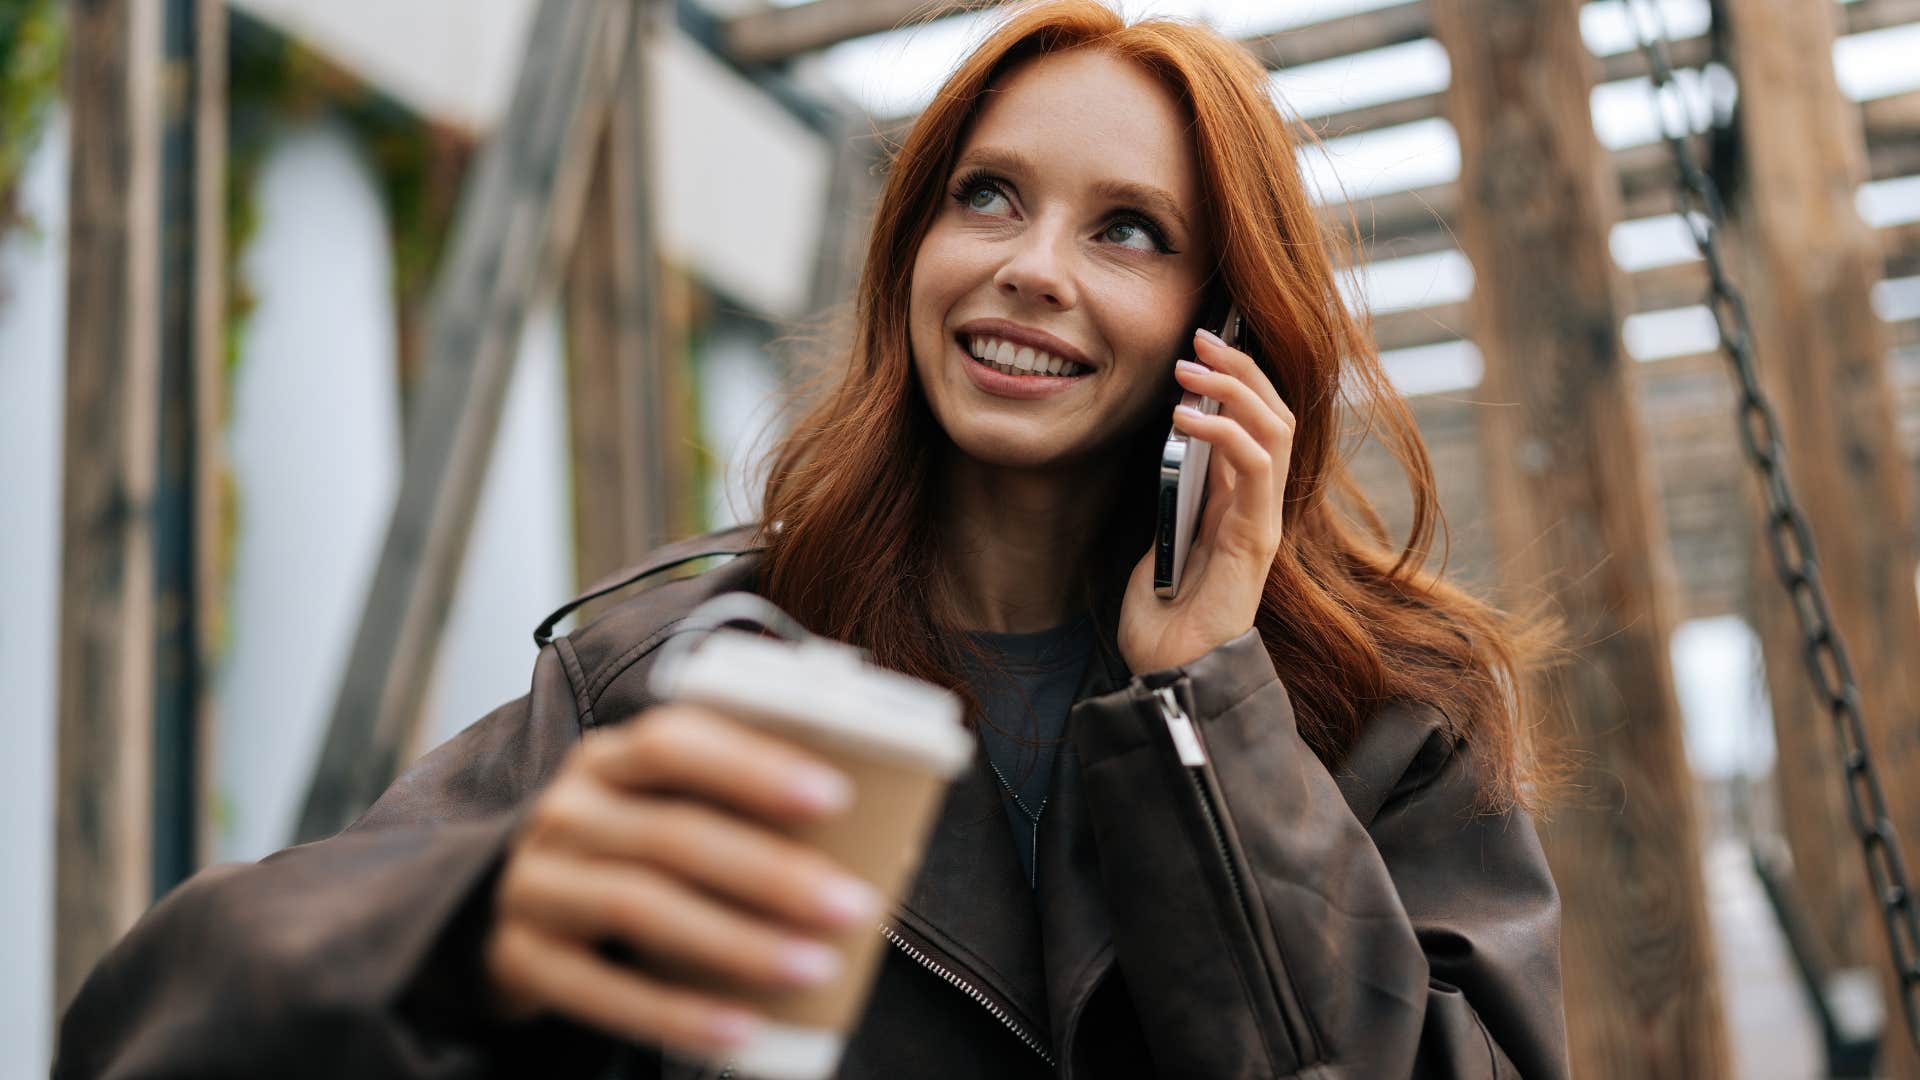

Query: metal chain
1620,0,1920,1049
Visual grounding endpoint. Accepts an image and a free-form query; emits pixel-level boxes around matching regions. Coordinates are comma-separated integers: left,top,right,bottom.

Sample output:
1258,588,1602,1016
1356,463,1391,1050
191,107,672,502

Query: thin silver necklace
987,756,1046,880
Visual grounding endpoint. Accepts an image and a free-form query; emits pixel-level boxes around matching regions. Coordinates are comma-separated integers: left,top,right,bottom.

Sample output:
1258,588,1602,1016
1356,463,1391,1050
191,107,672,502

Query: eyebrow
953,146,1195,239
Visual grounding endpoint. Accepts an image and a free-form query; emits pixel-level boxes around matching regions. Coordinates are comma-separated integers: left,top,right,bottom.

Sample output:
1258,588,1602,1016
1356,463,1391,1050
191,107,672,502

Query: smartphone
1154,301,1243,599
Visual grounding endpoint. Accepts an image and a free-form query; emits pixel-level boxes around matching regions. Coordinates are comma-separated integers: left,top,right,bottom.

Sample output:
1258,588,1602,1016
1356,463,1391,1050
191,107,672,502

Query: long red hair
758,0,1557,810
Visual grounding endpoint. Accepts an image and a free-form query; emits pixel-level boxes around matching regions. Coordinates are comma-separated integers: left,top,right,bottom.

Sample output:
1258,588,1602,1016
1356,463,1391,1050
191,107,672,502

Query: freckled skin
909,48,1217,471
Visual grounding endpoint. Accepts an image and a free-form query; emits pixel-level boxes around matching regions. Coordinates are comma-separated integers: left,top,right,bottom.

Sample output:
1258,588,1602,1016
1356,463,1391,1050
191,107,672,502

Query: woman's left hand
1119,327,1296,674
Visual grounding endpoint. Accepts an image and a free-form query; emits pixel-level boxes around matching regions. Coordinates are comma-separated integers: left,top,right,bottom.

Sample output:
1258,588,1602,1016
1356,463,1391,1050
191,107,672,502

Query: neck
938,447,1119,633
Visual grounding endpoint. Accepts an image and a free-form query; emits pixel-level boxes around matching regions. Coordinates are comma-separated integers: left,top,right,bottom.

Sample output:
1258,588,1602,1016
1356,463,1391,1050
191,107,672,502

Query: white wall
651,31,831,319
422,300,576,750
0,109,68,1080
217,122,582,852
229,0,538,133
215,122,403,862
697,324,785,530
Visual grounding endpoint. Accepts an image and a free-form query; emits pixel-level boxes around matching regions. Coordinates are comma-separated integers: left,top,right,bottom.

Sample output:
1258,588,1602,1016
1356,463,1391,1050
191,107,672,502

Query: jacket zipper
704,923,1055,1078
880,922,1057,1067
1153,686,1248,919
1153,683,1315,1065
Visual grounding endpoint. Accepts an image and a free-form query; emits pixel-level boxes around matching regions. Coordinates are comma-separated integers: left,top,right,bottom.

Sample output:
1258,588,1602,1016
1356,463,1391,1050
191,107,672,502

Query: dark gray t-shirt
960,617,1095,888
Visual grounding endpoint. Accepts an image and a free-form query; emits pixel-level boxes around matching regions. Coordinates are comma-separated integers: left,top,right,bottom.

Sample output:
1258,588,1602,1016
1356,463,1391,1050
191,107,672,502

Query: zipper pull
1153,686,1208,766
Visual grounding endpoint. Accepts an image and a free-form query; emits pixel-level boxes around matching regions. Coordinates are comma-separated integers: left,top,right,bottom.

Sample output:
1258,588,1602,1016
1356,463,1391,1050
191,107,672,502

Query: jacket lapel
896,604,1130,1070
1035,617,1127,1067
893,736,1053,1045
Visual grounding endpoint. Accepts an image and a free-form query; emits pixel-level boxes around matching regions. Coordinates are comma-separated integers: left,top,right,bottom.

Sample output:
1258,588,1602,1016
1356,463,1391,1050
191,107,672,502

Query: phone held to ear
1154,302,1242,599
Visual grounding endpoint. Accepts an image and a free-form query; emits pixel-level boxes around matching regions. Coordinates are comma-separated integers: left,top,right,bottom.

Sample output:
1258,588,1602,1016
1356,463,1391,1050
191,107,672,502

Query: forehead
962,47,1201,200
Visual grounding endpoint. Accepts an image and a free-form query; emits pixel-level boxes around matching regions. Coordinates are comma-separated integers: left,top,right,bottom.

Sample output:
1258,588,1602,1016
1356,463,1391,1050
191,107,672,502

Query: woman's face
909,47,1217,470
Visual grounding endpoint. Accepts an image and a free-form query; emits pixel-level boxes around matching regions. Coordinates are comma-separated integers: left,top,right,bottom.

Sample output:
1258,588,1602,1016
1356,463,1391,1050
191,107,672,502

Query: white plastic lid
651,631,972,777
718,1020,845,1080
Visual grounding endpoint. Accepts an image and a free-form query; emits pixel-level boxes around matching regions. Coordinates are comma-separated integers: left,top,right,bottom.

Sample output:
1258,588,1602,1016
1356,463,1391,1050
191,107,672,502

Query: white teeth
964,334,1086,377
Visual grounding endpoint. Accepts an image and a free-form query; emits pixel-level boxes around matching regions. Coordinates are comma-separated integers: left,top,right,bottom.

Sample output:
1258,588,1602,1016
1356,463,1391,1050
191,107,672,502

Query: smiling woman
55,3,1570,1079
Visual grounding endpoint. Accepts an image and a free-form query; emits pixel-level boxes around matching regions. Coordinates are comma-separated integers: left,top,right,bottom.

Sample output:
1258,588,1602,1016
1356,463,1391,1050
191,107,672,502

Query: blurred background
2,0,1918,1076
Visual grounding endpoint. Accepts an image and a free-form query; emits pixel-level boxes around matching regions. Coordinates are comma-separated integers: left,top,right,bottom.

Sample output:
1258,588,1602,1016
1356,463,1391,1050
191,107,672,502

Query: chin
941,404,1151,473
943,416,1088,470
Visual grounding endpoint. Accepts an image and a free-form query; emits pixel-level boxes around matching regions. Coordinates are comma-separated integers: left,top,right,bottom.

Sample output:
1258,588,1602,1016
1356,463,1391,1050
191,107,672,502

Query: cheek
909,233,968,351
1108,299,1192,400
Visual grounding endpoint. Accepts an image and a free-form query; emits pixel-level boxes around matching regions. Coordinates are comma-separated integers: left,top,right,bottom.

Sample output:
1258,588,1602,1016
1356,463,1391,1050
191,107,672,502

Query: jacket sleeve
53,643,633,1080
1067,629,1569,1079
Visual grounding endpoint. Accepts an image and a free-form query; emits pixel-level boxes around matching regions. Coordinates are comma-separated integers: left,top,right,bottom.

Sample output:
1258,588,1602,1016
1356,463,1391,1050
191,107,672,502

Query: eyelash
948,169,1179,255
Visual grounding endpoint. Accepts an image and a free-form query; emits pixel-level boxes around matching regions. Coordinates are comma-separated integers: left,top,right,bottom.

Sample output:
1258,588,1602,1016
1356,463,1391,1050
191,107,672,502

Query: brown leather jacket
56,527,1569,1079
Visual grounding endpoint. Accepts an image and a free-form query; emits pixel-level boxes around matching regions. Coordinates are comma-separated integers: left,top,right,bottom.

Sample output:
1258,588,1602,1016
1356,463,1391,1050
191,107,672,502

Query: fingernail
1175,403,1205,419
1195,327,1225,347
817,875,884,925
789,766,853,813
779,941,844,985
708,1008,762,1046
1175,359,1208,375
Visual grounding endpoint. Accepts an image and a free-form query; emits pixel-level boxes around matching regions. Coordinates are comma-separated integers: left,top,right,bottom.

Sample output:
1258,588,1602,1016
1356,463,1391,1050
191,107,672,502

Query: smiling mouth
957,332,1093,379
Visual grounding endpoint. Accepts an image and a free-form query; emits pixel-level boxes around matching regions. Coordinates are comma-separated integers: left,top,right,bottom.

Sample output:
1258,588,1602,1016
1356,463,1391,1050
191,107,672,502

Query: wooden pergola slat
1369,221,1920,352
726,0,1008,65
1239,2,1431,71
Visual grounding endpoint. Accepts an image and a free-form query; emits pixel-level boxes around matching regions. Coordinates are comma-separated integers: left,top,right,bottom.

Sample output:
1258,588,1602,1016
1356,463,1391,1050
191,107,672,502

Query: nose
992,220,1078,310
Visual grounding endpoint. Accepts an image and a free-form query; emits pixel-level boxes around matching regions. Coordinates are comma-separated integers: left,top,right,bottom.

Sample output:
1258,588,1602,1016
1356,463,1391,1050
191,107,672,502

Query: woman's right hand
484,703,885,1056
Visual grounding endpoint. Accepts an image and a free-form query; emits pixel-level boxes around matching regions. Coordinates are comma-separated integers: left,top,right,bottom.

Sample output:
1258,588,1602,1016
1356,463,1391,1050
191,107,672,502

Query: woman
57,3,1568,1077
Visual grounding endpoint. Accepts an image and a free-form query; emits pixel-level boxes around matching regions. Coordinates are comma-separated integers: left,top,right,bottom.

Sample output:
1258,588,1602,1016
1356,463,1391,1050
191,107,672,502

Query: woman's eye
962,182,1012,216
1103,219,1160,252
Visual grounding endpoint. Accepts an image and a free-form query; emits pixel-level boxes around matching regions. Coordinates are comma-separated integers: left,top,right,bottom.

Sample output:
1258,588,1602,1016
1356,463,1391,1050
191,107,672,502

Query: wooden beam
566,0,687,605
1862,88,1920,139
1718,0,1920,1071
1240,2,1431,70
150,0,223,900
56,0,163,1012
1432,3,1732,1076
1847,0,1920,36
295,0,632,842
725,0,1008,66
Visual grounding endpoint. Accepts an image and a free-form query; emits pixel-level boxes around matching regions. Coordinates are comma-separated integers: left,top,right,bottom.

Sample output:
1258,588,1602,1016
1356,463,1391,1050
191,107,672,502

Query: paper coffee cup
649,606,972,1080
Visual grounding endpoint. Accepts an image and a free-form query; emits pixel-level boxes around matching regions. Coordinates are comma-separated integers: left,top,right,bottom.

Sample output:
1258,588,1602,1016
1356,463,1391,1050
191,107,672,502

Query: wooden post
55,0,163,1010
1716,0,1920,1072
295,0,632,842
150,0,224,898
565,0,685,600
1431,2,1731,1076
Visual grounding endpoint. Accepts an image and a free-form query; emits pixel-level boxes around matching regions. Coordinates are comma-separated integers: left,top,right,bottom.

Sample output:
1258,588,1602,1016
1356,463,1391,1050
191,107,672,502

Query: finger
583,705,854,826
531,783,885,933
500,848,848,996
1173,406,1277,541
489,920,765,1055
1194,329,1295,428
1174,360,1290,451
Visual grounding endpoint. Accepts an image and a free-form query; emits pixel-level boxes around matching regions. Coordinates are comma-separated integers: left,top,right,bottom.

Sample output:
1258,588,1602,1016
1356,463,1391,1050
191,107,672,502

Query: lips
955,335,1090,400
952,318,1095,371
